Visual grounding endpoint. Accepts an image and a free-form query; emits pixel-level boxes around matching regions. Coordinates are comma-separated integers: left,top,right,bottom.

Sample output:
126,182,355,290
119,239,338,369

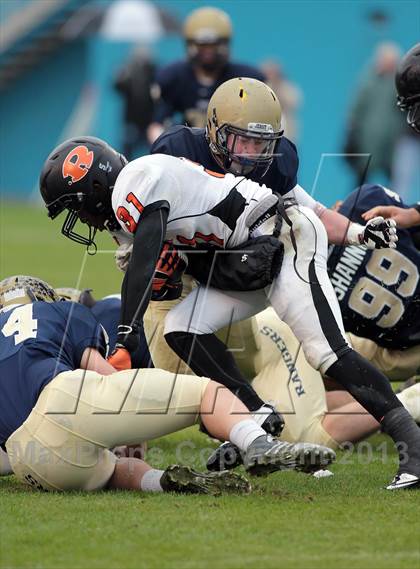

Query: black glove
115,324,140,354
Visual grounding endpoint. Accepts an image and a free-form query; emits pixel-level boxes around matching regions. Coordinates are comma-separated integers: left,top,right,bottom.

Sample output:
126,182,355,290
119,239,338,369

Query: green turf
0,201,122,297
1,202,419,569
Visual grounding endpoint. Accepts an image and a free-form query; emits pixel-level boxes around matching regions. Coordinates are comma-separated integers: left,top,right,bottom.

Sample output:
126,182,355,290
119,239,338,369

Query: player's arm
81,347,116,375
362,204,420,228
109,206,169,370
285,184,397,248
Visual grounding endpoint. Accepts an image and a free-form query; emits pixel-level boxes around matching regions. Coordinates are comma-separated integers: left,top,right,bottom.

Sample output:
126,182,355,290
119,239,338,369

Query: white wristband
346,222,364,245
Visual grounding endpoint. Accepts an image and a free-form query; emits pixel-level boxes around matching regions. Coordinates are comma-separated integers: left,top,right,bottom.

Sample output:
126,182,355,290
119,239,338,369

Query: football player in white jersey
40,137,420,490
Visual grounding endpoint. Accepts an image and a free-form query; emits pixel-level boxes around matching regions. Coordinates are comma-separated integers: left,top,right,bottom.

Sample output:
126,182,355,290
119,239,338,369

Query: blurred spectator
343,42,406,186
260,60,302,143
147,6,265,145
113,46,155,160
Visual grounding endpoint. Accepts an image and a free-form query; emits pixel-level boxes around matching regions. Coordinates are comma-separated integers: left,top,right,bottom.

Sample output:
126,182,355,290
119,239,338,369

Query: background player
360,44,420,228
39,138,420,490
147,7,264,144
395,42,420,134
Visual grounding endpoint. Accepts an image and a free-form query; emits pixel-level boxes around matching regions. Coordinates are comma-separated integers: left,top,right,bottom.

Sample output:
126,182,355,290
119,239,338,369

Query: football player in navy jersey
328,184,420,354
147,7,265,144
1,276,335,492
151,77,399,249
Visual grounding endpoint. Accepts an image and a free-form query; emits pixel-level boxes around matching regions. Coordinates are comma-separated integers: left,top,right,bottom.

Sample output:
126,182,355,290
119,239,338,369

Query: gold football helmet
55,287,83,302
55,287,96,307
183,7,232,43
0,275,59,309
183,7,232,72
206,77,283,175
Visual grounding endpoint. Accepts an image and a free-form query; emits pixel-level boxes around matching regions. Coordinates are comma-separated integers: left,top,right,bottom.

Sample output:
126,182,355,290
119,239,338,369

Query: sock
381,407,420,475
140,469,164,492
326,349,402,422
229,420,266,452
397,385,420,423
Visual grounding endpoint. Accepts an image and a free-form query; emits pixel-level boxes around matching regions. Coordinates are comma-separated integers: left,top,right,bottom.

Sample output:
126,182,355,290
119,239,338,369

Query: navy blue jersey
153,61,265,127
91,297,121,351
151,125,298,196
328,185,420,349
0,302,106,444
91,297,153,368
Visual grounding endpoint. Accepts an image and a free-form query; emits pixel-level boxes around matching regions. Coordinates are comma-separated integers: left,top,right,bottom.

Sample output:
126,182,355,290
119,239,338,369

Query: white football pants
164,204,350,375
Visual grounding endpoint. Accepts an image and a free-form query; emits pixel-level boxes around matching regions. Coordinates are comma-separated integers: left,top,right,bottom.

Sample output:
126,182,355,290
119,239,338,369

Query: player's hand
362,205,420,229
108,324,140,370
151,280,183,301
359,216,398,249
151,242,187,301
115,243,133,272
107,346,132,371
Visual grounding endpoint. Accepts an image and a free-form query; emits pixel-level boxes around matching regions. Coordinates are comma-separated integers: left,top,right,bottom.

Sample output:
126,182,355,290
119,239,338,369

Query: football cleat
260,407,285,436
386,472,420,490
251,404,284,435
243,435,336,477
207,442,243,472
160,465,251,495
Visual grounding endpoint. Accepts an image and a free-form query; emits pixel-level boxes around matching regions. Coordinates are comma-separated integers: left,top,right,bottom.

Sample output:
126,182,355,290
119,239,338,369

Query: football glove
347,217,398,249
115,242,133,272
107,324,140,370
108,346,131,371
151,242,187,301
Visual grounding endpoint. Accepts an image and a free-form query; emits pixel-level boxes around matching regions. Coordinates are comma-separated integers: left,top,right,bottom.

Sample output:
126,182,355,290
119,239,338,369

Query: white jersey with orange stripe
111,153,275,249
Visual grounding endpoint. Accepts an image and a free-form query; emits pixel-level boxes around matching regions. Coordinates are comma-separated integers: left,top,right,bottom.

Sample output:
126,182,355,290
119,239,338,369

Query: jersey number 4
1,305,38,345
349,249,419,328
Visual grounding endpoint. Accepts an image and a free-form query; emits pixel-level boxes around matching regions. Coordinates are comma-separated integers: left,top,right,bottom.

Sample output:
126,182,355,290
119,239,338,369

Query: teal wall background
1,0,419,205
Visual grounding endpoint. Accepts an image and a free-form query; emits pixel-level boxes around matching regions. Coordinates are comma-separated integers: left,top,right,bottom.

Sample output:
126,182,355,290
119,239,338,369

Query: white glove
115,242,133,272
347,217,398,249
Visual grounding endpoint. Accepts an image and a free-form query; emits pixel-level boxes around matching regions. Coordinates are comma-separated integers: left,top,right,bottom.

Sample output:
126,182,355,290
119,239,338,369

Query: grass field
1,201,419,569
